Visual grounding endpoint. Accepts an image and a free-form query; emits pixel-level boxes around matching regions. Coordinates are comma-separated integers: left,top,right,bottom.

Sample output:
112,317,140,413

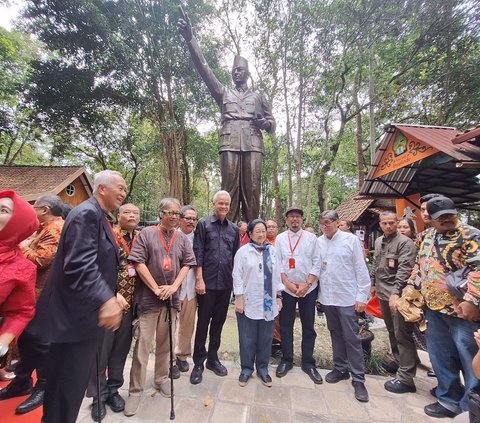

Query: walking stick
96,350,102,423
166,299,175,420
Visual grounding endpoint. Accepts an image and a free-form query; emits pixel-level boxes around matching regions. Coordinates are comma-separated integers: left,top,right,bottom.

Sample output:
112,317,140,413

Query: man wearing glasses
274,206,322,383
124,198,196,416
173,205,199,376
317,210,370,402
408,196,480,418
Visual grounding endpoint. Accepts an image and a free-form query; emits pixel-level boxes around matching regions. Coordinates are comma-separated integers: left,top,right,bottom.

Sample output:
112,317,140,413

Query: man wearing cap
178,11,276,223
274,206,322,383
415,193,441,248
0,196,65,414
407,196,480,418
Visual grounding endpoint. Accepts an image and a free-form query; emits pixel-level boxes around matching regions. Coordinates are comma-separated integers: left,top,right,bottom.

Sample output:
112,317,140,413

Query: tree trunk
353,67,366,188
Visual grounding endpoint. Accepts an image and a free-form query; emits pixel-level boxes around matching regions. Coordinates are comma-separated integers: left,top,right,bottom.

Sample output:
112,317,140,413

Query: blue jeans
279,287,318,368
425,308,480,413
236,312,274,376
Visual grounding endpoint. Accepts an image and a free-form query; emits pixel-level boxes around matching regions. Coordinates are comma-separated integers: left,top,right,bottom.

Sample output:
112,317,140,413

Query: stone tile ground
76,357,442,423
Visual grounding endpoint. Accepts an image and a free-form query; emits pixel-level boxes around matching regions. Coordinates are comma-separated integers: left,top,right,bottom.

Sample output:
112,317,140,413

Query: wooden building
0,165,93,206
337,123,480,250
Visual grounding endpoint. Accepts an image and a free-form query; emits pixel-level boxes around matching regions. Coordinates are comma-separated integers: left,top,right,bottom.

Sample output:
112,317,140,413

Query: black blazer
30,197,119,343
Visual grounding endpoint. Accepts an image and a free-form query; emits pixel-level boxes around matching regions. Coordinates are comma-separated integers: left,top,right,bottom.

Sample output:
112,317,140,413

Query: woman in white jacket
233,218,284,387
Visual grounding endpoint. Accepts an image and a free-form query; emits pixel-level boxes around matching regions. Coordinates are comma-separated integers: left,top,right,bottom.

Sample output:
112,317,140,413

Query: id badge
127,264,136,277
163,256,172,271
289,257,296,269
388,258,396,269
322,261,327,271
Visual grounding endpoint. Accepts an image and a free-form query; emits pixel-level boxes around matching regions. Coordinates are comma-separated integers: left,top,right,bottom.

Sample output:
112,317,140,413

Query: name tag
289,257,296,269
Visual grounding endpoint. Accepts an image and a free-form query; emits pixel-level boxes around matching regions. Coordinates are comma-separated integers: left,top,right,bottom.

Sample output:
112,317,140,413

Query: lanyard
156,226,177,256
288,230,303,255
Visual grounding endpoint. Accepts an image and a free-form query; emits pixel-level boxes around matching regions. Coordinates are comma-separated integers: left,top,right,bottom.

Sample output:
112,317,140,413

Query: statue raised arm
178,6,276,222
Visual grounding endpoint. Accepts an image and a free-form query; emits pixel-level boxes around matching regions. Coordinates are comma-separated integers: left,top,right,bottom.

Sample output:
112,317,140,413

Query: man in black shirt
190,190,240,384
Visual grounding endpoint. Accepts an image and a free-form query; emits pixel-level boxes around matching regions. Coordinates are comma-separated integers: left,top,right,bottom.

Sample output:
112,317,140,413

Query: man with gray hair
317,210,371,402
124,198,196,417
190,190,240,384
173,205,199,375
0,196,65,414
28,169,126,423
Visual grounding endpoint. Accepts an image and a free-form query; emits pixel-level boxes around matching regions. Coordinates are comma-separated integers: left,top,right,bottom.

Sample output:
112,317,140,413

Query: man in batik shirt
408,196,480,419
88,203,141,421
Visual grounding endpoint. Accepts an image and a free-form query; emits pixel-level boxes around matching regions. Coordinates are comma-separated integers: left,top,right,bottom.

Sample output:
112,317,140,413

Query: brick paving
76,357,442,423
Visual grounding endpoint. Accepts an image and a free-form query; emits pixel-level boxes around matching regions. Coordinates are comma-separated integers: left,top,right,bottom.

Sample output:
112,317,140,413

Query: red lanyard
288,230,303,255
156,226,176,256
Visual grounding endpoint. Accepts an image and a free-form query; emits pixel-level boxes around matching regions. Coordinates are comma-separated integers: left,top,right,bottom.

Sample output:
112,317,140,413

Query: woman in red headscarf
0,190,39,365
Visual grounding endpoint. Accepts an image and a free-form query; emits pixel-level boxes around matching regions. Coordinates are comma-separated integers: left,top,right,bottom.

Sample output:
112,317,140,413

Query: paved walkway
76,357,442,423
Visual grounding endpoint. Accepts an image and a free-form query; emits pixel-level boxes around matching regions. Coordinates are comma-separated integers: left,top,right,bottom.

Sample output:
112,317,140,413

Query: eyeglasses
182,216,198,221
319,220,337,227
162,210,180,217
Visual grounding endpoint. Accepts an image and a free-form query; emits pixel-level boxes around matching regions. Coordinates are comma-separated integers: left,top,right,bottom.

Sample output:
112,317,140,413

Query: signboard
373,131,438,178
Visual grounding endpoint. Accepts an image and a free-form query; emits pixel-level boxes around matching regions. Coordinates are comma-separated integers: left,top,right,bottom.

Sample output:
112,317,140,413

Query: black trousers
193,288,231,365
15,330,50,389
87,311,133,401
42,337,101,423
279,287,318,368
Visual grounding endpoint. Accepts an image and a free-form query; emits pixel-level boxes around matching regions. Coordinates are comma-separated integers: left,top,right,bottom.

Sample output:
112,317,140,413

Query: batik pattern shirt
21,216,64,297
114,226,139,312
408,222,480,314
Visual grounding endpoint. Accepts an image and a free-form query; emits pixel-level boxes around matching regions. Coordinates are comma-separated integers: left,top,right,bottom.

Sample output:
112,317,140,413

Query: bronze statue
178,7,276,223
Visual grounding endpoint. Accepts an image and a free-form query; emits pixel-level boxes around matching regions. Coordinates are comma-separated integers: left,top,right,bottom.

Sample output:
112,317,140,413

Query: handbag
445,266,471,300
434,237,471,300
396,285,425,323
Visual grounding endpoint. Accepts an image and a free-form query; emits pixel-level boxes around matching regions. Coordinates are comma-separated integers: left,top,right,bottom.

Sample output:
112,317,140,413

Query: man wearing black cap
407,196,480,418
274,206,322,383
178,10,276,223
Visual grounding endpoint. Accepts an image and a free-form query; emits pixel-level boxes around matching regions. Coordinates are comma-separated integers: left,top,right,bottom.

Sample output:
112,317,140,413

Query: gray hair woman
232,219,284,387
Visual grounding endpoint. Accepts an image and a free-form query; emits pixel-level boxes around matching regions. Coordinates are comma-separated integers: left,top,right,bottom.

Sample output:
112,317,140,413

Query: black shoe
15,388,44,414
176,358,189,373
257,373,272,387
190,364,204,385
91,400,106,422
430,386,437,397
424,402,458,418
238,373,250,387
0,379,32,400
275,361,293,378
169,365,181,379
352,381,369,402
206,360,228,377
301,366,323,384
325,369,350,384
106,392,124,412
384,378,416,394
